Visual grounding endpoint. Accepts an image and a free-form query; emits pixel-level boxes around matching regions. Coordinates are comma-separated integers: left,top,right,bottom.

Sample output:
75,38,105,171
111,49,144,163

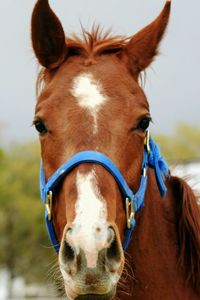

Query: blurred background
0,0,199,298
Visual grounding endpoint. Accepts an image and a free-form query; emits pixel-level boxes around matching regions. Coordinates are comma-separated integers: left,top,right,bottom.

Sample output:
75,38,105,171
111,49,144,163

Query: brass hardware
46,191,53,221
126,198,135,229
144,130,150,154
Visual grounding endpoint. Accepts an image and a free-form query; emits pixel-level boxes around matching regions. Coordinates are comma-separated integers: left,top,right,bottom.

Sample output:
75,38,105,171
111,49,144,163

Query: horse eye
34,119,48,135
137,117,151,131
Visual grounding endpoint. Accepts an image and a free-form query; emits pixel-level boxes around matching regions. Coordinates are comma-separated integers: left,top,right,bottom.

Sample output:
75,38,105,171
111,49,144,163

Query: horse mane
35,25,146,95
170,176,200,293
35,25,147,95
66,26,128,57
36,26,129,96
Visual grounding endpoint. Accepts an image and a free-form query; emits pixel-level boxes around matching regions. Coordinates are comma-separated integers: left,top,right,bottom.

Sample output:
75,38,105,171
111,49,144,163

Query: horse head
31,1,171,299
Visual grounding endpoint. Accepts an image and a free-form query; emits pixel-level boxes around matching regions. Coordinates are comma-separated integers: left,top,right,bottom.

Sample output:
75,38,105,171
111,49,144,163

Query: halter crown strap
40,137,169,253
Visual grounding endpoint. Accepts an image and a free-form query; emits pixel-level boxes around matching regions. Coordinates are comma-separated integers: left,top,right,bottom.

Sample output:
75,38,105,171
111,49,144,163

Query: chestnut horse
31,0,200,299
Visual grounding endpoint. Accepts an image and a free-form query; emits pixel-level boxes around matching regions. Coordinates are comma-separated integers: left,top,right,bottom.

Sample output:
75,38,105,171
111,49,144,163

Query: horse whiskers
121,263,135,281
55,282,66,298
124,255,135,273
112,296,120,300
48,270,62,282
47,269,63,282
124,251,134,262
117,288,132,297
46,259,59,271
41,243,60,250
51,274,65,296
115,259,135,297
123,260,134,274
121,267,135,282
46,258,58,272
45,269,65,298
118,278,132,290
117,280,132,296
46,256,58,267
46,264,63,286
117,282,130,292
46,262,60,279
47,265,59,277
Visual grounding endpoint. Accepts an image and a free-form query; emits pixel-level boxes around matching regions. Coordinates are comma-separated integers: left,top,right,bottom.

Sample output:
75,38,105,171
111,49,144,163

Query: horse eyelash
131,116,152,132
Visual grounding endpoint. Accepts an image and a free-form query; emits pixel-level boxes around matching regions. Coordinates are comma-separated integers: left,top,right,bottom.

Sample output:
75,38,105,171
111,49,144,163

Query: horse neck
118,169,199,299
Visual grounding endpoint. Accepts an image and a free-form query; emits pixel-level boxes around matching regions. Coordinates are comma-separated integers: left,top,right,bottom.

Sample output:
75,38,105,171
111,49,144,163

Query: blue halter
40,135,169,253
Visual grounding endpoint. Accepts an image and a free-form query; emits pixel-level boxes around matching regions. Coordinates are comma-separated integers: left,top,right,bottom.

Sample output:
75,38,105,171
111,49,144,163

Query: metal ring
125,198,135,229
144,130,150,154
45,191,53,221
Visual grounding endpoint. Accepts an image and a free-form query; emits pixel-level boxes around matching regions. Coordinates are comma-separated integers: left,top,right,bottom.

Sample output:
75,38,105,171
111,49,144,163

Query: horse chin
65,283,116,300
66,291,116,300
74,290,116,300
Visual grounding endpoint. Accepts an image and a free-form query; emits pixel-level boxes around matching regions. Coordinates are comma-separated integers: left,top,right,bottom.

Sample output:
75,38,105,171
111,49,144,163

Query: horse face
32,1,170,299
35,58,148,298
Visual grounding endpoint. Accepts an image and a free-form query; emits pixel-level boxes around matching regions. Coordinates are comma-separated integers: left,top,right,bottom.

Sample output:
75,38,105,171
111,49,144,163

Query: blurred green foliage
0,142,56,286
155,123,200,163
0,122,199,288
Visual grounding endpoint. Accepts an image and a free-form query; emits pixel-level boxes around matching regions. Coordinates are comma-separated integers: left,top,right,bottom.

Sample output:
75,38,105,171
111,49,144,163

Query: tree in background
155,123,200,163
0,142,57,298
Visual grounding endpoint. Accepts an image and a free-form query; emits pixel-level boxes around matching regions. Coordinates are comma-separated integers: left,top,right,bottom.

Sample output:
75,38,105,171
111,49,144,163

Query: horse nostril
107,227,115,245
62,240,75,262
106,227,121,262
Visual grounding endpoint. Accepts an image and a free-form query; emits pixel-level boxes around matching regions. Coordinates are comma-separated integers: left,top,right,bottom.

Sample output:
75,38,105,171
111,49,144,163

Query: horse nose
59,226,122,275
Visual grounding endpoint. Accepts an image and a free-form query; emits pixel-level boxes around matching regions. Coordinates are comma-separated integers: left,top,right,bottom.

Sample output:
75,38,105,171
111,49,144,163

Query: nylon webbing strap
40,138,169,253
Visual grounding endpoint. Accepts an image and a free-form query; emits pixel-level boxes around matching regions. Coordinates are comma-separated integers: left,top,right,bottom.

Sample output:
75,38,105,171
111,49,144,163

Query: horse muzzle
62,267,118,300
59,225,124,300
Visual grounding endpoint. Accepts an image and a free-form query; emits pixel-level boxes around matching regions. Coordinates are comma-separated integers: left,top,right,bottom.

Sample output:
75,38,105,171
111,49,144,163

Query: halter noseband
40,132,169,253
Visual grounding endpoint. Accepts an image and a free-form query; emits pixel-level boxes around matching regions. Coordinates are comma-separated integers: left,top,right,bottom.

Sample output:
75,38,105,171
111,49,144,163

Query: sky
0,0,199,145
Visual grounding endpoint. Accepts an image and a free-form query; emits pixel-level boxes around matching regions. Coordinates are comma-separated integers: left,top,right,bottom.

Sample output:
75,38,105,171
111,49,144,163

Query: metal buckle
144,130,150,154
125,198,135,229
142,167,147,177
46,191,53,221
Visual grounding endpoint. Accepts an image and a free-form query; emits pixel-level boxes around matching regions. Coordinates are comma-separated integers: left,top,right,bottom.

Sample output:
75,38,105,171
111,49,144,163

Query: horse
31,0,200,299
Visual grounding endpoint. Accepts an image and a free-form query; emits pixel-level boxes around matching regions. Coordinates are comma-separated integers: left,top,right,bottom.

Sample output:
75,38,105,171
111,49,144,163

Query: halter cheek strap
40,137,169,253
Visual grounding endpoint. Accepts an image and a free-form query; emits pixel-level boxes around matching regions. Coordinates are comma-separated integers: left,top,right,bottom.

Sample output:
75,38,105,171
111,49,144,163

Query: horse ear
123,0,171,78
31,0,68,69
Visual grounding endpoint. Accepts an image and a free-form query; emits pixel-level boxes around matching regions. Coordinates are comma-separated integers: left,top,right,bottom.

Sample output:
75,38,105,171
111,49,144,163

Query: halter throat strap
40,137,169,253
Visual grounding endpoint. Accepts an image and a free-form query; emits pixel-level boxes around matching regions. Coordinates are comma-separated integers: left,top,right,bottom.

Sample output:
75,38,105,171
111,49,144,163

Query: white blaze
69,170,108,268
71,73,107,133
